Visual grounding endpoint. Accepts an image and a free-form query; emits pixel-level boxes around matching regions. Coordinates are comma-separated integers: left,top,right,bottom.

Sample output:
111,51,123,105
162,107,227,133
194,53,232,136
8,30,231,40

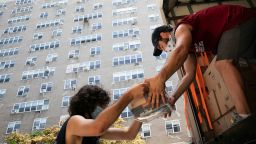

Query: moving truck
161,0,256,143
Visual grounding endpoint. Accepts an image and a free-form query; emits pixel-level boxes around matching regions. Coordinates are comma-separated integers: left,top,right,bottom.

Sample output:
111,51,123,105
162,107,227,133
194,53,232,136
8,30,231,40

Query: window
68,50,79,59
21,67,55,80
112,7,137,16
0,3,6,8
0,36,22,46
8,15,30,24
113,69,144,83
121,107,132,118
30,41,60,52
42,1,66,8
16,0,34,5
112,88,128,100
64,79,76,90
40,82,53,93
141,124,151,138
61,96,70,107
70,34,102,46
32,118,47,131
66,60,101,74
148,14,159,22
90,46,101,56
6,121,21,134
56,9,65,16
3,25,27,34
88,75,100,85
112,0,137,6
112,28,139,38
0,74,10,83
52,29,62,37
112,54,142,66
0,60,15,69
93,3,103,10
59,115,69,127
165,120,181,135
72,26,82,33
166,81,173,93
12,6,32,14
112,40,140,51
11,99,49,114
147,4,156,11
92,23,102,30
0,48,19,57
40,12,48,18
112,17,137,26
33,33,43,40
0,89,6,99
25,57,37,66
36,19,63,29
73,12,103,22
17,86,29,97
46,53,58,63
75,6,84,12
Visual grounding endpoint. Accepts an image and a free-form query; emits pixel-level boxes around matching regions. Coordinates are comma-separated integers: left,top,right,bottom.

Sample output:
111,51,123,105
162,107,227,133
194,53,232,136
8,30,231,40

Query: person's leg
215,59,251,115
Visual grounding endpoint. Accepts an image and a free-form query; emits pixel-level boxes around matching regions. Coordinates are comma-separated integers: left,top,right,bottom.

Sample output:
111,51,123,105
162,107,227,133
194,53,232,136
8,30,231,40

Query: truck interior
161,0,256,143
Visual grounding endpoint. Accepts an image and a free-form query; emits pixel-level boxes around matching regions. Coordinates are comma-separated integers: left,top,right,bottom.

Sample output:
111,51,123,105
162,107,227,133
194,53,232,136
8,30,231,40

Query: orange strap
184,92,191,129
195,67,213,129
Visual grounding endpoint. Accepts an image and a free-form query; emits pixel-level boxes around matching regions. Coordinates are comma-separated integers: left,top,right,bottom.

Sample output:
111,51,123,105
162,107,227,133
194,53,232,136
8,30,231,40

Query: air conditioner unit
83,67,90,71
13,129,19,132
30,62,35,66
88,82,94,85
134,62,139,66
33,126,40,130
11,109,18,114
40,89,47,93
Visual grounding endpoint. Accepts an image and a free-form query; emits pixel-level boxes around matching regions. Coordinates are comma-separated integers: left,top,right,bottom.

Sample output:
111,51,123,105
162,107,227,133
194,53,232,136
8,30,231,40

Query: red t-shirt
176,5,256,54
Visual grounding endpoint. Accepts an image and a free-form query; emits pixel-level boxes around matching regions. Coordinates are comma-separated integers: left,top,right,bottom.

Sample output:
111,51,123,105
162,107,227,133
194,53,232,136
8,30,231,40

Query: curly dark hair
68,85,110,119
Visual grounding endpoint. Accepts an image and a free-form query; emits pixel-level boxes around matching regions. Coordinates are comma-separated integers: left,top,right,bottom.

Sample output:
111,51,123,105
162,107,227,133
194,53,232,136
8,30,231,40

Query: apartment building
0,0,191,143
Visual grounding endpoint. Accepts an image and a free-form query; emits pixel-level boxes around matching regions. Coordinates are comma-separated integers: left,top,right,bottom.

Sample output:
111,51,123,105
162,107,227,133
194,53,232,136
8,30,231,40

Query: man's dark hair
68,85,110,118
152,25,173,56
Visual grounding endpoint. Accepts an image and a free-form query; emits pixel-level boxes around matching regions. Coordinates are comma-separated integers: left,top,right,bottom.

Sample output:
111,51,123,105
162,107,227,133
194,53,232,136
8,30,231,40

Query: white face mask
166,33,175,52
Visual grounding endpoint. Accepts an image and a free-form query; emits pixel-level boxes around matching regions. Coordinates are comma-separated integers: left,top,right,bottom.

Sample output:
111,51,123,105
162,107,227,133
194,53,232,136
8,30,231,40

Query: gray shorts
216,17,256,61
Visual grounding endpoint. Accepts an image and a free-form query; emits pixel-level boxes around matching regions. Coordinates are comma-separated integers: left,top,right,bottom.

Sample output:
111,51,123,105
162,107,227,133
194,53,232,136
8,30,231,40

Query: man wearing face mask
56,83,149,144
145,5,256,123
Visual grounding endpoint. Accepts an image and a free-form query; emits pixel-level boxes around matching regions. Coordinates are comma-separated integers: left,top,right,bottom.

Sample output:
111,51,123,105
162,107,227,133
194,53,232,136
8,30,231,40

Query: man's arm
100,120,142,140
68,83,148,137
169,53,197,105
146,24,193,108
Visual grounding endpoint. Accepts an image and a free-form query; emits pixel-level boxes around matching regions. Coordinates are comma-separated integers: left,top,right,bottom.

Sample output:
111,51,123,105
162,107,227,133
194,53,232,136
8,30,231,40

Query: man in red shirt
146,5,256,121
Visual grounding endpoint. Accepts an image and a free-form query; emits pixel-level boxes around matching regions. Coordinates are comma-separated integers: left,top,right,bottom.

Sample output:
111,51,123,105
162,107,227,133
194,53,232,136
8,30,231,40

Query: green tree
100,118,145,144
5,118,145,144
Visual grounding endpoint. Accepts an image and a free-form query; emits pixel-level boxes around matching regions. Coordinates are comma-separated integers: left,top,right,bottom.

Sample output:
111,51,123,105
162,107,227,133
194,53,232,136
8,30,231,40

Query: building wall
0,0,190,143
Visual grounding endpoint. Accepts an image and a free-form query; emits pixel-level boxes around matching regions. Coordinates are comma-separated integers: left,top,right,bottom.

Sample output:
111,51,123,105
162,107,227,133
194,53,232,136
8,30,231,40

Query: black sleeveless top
55,118,99,144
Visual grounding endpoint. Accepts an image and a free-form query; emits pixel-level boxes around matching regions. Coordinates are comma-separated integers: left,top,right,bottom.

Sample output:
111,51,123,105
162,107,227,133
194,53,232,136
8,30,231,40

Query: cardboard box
203,56,234,115
205,90,221,121
214,84,234,115
224,109,236,129
203,57,223,91
212,116,227,135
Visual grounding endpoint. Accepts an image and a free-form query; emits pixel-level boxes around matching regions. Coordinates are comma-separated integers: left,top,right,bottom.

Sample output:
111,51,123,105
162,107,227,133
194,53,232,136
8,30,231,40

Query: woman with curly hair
55,83,148,144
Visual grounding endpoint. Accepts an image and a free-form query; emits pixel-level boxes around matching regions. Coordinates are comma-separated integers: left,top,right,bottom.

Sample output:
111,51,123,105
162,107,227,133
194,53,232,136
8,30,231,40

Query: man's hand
169,96,176,107
164,96,177,118
128,82,149,100
144,75,166,108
